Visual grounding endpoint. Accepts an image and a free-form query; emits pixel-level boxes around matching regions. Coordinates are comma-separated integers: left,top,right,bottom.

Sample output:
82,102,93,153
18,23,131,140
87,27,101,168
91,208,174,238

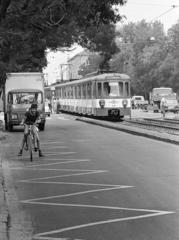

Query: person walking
160,97,166,118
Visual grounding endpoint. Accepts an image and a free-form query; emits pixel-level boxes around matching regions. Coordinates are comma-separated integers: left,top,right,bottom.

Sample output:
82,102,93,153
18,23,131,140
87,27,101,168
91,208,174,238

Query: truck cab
4,72,46,131
5,89,46,131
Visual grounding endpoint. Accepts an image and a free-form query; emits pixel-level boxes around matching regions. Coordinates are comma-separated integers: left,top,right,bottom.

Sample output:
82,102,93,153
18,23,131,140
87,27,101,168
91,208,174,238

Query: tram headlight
99,99,105,108
122,99,128,108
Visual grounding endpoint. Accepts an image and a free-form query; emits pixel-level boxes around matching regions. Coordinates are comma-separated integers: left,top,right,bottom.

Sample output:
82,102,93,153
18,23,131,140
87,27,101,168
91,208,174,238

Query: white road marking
12,142,175,240
8,159,89,169
58,117,70,120
17,159,90,168
19,181,127,187
32,210,174,240
33,237,83,240
18,170,107,182
8,152,77,160
71,139,87,142
21,185,132,203
43,152,76,155
29,158,89,162
41,142,65,145
41,146,69,149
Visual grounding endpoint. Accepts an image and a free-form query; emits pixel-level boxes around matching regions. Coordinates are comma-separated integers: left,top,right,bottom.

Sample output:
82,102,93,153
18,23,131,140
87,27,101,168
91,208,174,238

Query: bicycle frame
25,122,36,161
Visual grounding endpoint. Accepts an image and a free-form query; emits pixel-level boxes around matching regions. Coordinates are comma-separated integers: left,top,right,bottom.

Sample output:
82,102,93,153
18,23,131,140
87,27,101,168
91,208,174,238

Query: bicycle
24,122,38,161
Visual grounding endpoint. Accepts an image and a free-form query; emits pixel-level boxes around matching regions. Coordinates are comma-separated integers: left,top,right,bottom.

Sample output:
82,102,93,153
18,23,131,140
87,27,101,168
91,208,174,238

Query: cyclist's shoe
18,149,23,156
34,147,38,152
39,150,44,157
24,145,28,151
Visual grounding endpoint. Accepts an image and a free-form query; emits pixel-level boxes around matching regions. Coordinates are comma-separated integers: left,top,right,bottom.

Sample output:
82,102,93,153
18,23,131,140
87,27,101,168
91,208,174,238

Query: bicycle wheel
27,134,33,161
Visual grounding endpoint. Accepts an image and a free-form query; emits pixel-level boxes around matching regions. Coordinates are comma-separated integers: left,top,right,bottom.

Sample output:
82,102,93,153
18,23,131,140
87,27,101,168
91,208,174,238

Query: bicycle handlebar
24,122,38,126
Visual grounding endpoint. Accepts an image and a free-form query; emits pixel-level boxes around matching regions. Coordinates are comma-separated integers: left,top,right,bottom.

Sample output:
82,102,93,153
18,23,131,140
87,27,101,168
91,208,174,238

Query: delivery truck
149,87,179,113
3,72,46,131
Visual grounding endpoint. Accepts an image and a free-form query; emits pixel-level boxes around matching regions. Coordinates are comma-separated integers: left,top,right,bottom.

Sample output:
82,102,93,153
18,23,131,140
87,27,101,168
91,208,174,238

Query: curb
0,132,33,240
0,139,9,240
76,117,179,145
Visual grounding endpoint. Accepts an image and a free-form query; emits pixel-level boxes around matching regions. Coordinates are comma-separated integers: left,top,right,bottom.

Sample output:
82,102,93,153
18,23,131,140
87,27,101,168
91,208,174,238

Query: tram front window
103,82,123,97
124,82,129,97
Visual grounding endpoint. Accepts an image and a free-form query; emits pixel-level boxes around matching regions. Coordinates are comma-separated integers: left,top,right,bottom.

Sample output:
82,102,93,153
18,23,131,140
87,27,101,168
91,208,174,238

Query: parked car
131,95,148,109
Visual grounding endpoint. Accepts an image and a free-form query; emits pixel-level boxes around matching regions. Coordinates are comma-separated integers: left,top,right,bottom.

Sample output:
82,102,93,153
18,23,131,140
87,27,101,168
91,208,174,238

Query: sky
118,0,179,31
43,45,83,84
44,0,179,84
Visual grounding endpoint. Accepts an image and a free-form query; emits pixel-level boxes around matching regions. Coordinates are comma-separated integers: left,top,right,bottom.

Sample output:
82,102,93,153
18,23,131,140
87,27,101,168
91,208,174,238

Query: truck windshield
9,92,42,104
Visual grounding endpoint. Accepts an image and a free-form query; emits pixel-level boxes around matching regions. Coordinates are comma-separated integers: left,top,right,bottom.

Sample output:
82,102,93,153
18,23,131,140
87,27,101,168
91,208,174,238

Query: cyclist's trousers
20,125,41,150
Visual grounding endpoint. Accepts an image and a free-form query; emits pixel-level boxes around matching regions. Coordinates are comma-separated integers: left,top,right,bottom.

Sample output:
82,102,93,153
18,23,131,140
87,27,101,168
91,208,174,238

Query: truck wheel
5,115,8,131
8,124,13,132
5,122,8,131
39,123,45,131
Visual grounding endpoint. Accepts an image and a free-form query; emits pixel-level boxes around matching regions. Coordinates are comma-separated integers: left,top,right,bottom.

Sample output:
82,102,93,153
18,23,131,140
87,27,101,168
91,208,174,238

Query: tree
166,21,179,94
0,0,125,86
111,20,167,97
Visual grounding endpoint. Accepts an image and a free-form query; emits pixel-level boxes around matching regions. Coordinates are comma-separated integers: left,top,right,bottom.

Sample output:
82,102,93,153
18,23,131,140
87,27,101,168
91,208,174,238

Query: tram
48,72,131,119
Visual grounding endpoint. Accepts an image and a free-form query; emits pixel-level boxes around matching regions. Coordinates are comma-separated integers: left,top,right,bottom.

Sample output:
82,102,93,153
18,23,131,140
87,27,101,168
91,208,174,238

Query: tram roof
50,72,130,88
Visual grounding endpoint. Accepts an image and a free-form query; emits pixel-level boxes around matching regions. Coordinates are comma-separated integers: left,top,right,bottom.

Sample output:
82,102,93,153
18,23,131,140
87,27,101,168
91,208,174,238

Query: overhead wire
151,5,179,21
127,2,177,7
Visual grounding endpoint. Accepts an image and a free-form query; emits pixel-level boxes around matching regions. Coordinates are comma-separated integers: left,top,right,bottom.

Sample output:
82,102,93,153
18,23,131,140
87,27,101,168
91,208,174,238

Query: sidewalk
0,111,9,239
0,131,9,240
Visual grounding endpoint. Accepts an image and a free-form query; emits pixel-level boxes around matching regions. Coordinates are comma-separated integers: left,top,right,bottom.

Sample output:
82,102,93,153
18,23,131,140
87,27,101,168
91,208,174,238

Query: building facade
67,49,91,80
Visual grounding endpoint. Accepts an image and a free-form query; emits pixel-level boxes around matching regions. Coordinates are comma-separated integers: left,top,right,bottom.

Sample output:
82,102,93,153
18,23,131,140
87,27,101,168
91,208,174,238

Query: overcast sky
118,0,179,31
44,0,179,83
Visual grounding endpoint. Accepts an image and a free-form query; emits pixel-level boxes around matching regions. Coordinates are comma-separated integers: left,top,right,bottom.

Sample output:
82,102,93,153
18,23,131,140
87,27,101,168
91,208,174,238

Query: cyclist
18,103,44,157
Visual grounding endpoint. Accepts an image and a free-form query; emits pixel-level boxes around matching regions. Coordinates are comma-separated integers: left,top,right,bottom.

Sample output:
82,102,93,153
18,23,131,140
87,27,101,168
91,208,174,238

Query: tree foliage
110,20,179,97
0,0,125,86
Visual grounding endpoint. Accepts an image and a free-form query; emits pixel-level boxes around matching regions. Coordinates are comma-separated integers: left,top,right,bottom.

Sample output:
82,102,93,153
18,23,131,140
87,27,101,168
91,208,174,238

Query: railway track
124,117,179,135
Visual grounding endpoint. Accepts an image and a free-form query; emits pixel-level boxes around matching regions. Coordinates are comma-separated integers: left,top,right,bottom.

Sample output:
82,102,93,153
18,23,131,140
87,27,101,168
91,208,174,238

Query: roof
53,72,130,88
7,72,43,76
67,49,93,62
8,89,43,93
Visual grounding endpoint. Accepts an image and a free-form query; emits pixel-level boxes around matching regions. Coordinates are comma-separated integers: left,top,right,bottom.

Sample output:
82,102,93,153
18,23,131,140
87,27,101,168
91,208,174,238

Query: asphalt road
3,113,179,240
